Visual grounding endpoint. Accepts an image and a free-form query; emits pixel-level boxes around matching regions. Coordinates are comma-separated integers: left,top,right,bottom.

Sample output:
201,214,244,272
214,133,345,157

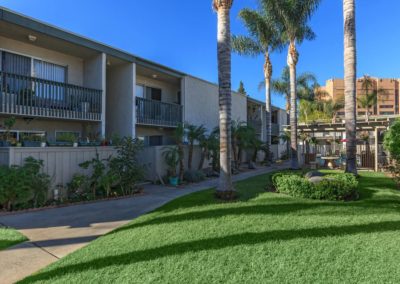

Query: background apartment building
319,77,400,117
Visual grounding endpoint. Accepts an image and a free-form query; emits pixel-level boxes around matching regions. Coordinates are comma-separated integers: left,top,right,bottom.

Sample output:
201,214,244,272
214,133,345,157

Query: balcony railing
136,97,182,127
0,71,102,121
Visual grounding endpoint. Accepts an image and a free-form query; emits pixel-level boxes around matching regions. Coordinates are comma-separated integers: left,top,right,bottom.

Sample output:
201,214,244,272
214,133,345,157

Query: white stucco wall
0,35,84,86
106,62,135,138
183,76,247,132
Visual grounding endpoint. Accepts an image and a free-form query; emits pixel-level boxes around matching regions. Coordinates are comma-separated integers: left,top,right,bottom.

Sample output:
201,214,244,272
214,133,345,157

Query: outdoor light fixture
28,35,37,42
152,74,158,79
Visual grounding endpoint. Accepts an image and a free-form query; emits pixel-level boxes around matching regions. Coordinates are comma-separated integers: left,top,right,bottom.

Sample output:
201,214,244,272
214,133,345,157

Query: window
148,135,163,146
271,111,278,124
33,59,67,99
380,105,393,109
1,51,32,93
136,85,144,98
146,87,162,101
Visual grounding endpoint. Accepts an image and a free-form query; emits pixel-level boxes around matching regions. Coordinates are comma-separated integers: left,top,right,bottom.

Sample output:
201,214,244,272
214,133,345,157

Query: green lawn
0,227,27,250
20,171,400,283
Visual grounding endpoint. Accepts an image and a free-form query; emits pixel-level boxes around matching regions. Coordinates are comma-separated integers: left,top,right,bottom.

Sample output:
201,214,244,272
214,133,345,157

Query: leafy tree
237,81,247,95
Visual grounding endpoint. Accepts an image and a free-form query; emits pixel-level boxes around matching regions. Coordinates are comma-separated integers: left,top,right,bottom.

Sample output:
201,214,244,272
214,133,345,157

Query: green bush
183,170,206,183
272,172,358,201
0,157,50,211
384,119,400,185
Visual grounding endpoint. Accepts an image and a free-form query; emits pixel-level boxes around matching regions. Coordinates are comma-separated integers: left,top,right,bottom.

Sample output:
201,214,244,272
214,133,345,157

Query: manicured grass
21,171,400,283
0,227,27,250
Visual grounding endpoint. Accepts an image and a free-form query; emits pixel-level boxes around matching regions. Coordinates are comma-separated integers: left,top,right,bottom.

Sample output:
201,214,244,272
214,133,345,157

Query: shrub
0,157,50,211
272,172,359,201
110,137,144,195
273,173,315,198
384,119,400,185
23,157,51,208
184,170,206,183
67,174,90,201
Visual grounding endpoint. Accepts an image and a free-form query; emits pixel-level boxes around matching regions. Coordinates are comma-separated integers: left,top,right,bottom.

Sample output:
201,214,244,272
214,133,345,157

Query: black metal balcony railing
136,97,182,127
0,71,102,121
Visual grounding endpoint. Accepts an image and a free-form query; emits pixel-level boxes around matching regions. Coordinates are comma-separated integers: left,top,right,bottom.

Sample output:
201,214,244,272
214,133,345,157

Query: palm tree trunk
343,0,358,175
188,143,193,170
264,51,272,165
287,41,299,169
215,0,234,193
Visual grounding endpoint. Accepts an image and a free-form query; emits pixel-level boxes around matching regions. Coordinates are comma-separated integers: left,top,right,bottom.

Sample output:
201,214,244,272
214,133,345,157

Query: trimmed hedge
272,172,359,201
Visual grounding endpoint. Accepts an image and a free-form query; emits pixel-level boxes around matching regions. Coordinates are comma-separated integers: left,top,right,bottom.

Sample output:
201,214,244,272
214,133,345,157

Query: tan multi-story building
319,77,400,116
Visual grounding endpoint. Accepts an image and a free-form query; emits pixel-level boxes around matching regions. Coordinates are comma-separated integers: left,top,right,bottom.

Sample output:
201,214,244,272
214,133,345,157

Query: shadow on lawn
20,219,400,283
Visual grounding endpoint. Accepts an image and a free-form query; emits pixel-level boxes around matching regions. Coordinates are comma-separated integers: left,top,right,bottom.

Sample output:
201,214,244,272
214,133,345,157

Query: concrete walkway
0,163,288,283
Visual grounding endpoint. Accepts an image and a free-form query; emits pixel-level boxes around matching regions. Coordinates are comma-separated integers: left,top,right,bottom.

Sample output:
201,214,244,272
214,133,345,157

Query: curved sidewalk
0,163,288,283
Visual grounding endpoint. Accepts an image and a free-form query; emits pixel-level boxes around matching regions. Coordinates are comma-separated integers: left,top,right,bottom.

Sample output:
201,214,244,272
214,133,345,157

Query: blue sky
1,0,399,109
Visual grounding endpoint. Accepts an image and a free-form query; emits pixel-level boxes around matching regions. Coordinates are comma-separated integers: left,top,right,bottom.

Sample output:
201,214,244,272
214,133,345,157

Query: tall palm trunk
287,41,299,169
264,52,272,164
343,0,357,175
214,0,235,193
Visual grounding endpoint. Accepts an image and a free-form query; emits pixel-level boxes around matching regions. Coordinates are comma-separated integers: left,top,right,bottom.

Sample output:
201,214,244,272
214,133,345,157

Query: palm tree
343,0,357,175
213,0,235,195
186,124,207,170
261,67,317,112
358,93,377,122
172,123,185,182
263,0,321,169
323,96,345,123
231,5,281,165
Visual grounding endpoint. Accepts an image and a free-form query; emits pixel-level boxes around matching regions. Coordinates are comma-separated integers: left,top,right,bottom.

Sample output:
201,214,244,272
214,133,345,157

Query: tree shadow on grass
20,220,400,283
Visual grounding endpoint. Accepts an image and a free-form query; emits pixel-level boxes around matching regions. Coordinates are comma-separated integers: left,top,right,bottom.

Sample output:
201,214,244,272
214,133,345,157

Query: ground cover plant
20,170,400,283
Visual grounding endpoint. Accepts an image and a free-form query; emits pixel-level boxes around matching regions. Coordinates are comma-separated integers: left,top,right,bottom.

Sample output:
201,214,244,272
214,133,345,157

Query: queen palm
263,0,321,169
343,0,357,174
231,6,281,164
213,0,235,195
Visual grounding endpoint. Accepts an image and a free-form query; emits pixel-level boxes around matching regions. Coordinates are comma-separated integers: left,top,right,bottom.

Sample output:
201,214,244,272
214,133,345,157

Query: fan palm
231,5,281,164
186,124,207,169
213,0,235,195
343,0,357,174
262,0,321,169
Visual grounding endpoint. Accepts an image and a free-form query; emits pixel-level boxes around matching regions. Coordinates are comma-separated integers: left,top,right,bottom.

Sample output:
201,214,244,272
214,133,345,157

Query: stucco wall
106,62,135,137
136,75,180,104
0,35,84,86
183,76,247,132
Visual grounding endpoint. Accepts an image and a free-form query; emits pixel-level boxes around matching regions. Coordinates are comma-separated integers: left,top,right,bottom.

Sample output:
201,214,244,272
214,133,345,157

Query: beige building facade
320,77,400,117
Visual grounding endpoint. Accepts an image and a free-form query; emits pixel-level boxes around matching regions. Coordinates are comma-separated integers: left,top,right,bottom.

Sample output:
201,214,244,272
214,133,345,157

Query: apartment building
0,7,284,183
319,77,400,117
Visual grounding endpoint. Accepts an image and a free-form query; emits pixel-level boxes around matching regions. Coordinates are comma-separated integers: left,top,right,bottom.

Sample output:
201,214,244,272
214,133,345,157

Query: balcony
136,97,182,127
0,71,102,121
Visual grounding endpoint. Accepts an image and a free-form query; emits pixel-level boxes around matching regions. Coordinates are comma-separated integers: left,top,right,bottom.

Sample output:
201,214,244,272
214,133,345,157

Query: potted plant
22,134,45,147
0,116,16,147
54,133,77,147
162,146,180,186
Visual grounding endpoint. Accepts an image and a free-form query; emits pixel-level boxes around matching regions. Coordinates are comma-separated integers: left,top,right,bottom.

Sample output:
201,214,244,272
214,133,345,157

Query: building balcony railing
136,97,183,127
0,71,102,121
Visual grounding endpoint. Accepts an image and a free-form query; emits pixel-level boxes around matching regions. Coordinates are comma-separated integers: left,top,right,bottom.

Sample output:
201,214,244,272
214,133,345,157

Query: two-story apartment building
0,7,248,145
0,7,284,184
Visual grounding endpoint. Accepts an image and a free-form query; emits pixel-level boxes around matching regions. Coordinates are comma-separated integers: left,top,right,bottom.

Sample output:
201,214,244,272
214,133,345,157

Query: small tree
186,124,206,170
237,81,247,96
384,120,400,184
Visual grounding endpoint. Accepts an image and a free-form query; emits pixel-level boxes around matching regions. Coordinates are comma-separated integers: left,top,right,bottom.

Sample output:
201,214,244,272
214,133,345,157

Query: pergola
285,116,396,171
